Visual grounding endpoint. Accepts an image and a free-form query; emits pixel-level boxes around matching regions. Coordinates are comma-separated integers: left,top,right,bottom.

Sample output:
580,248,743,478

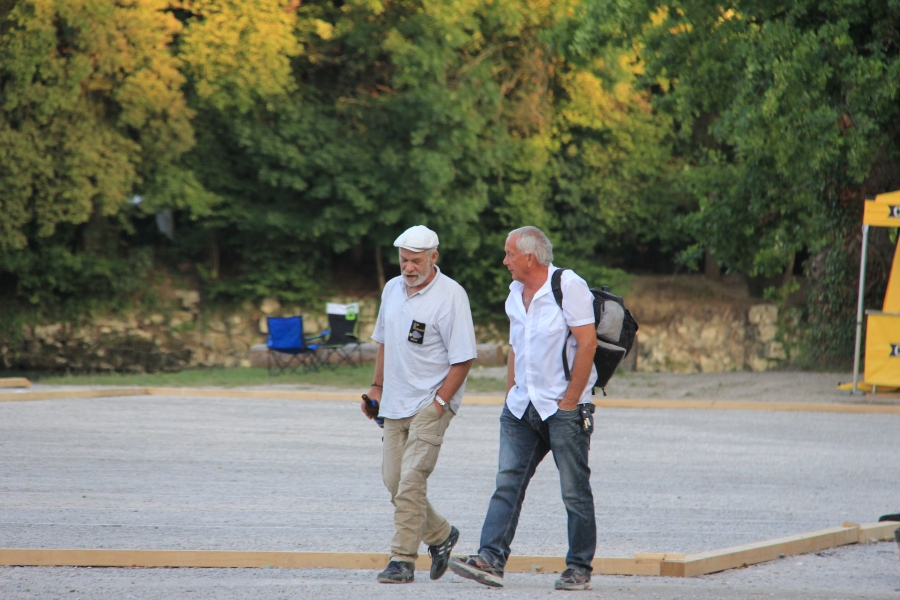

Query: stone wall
1,290,258,372
0,275,801,374
634,303,798,373
625,275,800,373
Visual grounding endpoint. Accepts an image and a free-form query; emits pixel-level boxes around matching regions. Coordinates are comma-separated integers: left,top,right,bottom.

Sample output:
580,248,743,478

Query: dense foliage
1,0,679,326
557,0,900,364
2,0,898,364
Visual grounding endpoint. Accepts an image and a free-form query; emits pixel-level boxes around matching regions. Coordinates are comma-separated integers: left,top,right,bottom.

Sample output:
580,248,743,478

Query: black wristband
371,383,383,388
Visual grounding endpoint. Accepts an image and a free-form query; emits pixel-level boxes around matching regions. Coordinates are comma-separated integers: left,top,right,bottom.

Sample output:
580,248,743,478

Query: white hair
508,226,553,266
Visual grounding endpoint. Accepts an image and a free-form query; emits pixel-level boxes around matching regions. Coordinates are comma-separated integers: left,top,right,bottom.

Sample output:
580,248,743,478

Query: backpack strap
550,268,572,382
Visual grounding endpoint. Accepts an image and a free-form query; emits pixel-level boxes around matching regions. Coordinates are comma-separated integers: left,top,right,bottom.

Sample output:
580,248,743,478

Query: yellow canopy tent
852,191,900,392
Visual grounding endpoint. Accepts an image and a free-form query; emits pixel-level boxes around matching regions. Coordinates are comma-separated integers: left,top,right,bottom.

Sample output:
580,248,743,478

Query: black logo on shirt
891,344,900,357
408,320,426,344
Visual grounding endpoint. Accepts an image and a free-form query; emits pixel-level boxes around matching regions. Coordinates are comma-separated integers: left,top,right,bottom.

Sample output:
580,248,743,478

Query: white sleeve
371,282,390,343
562,272,595,328
443,287,478,364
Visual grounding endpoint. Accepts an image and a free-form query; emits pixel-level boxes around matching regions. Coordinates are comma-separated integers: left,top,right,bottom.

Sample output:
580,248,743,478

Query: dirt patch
623,273,758,325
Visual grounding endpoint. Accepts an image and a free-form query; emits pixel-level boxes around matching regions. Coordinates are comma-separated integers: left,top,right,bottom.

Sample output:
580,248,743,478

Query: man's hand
558,323,597,410
432,358,475,417
557,397,581,411
361,385,382,419
362,343,386,419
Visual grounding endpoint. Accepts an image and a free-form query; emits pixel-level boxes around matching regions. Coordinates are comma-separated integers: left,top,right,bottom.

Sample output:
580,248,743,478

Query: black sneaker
448,554,504,587
428,525,459,580
377,560,415,583
554,566,591,590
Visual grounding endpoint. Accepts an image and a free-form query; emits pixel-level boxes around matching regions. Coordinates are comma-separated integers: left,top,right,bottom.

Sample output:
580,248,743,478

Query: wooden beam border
0,378,30,389
0,523,895,576
659,522,899,578
0,388,148,403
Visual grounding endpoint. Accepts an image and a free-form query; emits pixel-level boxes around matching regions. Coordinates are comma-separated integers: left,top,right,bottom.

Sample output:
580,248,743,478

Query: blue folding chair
266,316,322,375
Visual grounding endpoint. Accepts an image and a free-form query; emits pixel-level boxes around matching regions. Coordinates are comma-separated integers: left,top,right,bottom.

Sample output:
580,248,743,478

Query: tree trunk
782,252,795,288
375,246,385,291
209,229,219,279
704,248,720,279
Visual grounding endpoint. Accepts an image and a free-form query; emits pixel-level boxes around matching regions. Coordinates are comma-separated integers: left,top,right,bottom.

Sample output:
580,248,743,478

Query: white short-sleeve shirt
372,266,478,419
505,266,597,421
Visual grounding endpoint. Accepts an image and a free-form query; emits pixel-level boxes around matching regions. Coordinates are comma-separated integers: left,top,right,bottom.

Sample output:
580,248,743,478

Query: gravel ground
469,369,884,405
18,369,875,405
1,384,898,598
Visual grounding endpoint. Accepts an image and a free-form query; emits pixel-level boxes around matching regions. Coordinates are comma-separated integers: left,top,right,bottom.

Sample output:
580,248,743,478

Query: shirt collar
508,264,557,307
406,265,442,298
532,264,557,301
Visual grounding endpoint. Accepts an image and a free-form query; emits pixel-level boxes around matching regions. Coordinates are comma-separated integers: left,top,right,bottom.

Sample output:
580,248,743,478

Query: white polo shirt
372,266,478,419
506,266,597,421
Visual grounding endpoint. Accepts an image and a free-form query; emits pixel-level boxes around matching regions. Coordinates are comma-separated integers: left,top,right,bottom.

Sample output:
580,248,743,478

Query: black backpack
550,268,639,396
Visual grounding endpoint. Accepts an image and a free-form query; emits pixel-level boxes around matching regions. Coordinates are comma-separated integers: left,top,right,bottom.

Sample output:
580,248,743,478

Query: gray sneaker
448,554,504,587
428,525,459,580
377,560,414,583
554,566,591,590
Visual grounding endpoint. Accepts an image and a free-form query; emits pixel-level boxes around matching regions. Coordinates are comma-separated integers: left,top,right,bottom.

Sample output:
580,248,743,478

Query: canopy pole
852,224,870,394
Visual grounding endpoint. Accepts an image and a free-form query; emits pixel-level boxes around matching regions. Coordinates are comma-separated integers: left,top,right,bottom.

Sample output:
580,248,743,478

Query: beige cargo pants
382,401,454,563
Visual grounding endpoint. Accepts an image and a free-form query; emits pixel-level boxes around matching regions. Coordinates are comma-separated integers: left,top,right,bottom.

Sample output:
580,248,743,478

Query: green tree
558,0,900,363
0,0,209,315
177,0,676,314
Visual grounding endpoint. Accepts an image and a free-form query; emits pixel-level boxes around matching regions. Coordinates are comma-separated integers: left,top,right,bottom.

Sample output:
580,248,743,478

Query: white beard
402,259,433,288
403,271,428,287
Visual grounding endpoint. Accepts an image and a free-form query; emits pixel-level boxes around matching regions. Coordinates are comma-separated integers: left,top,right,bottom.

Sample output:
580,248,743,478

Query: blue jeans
478,402,596,572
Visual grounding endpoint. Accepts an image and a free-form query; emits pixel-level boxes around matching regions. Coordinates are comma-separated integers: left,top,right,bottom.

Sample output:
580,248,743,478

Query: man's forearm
562,349,594,406
560,324,597,408
437,358,475,401
362,343,386,418
372,344,385,385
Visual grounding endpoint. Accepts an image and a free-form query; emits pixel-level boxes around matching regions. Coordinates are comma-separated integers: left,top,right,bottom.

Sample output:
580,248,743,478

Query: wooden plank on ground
857,521,900,543
595,556,663,576
499,554,659,575
144,388,361,402
0,548,655,575
0,549,392,569
0,378,30,389
659,526,858,578
593,398,900,415
0,388,148,403
2,523,889,574
505,555,567,573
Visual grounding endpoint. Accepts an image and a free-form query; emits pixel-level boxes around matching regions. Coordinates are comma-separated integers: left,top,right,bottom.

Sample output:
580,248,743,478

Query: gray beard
400,261,434,287
403,272,428,287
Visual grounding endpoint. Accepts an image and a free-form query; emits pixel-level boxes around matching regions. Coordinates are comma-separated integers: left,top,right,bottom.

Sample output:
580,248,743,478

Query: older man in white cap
362,225,477,584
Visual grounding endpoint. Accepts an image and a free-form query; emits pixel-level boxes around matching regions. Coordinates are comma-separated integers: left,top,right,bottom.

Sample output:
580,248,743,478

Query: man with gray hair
450,225,598,590
362,225,477,584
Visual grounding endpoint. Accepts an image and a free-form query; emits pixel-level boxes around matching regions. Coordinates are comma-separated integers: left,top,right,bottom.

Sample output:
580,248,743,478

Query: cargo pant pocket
410,431,444,475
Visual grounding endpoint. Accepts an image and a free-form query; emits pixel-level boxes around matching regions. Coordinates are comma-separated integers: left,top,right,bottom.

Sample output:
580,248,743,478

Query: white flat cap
393,225,439,252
